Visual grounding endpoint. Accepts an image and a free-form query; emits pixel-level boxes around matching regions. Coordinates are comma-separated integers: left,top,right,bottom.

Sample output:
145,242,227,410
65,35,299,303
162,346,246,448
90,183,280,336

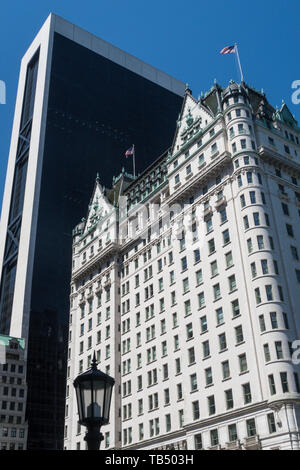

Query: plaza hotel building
64,81,300,450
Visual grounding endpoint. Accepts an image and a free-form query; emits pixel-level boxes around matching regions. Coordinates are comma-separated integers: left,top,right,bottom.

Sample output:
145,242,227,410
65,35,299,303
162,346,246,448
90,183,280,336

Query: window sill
205,383,214,389
219,348,228,354
202,355,211,361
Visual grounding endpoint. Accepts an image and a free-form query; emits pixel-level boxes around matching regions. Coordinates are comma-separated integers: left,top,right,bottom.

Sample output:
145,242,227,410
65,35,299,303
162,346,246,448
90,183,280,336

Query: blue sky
0,0,299,209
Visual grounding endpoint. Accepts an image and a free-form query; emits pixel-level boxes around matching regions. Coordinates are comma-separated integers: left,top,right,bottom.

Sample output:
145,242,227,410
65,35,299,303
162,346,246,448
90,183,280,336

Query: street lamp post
73,352,115,450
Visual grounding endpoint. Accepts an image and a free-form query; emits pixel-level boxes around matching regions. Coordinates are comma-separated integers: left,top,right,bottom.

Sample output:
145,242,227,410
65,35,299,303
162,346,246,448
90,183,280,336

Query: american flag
125,146,134,158
220,45,235,55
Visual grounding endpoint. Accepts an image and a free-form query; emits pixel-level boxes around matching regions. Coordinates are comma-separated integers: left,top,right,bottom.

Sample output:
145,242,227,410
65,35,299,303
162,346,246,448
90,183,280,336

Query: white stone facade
65,82,300,450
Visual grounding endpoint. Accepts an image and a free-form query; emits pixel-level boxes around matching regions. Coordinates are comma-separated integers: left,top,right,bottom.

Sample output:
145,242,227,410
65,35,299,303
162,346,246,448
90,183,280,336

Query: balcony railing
243,435,261,450
225,440,242,450
215,196,226,208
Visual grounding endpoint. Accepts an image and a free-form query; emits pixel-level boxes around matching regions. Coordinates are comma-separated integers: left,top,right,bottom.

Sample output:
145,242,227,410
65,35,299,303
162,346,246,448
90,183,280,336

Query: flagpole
235,43,244,83
133,144,136,178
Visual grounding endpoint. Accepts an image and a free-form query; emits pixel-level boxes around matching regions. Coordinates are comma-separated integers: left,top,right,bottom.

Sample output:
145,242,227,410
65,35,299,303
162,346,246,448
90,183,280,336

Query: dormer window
291,176,298,185
268,136,275,146
211,143,218,154
275,168,281,177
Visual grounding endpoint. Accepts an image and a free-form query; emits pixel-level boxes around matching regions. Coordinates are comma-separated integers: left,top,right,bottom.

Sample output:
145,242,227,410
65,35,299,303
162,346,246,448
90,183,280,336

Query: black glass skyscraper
0,14,184,449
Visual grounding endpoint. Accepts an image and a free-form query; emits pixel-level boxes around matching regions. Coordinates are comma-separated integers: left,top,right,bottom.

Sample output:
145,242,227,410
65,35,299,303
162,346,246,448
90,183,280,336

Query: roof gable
83,177,114,234
275,102,298,130
171,91,214,153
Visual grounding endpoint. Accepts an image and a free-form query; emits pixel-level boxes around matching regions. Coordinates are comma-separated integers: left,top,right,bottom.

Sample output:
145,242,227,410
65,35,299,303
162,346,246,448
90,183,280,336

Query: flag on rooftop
220,45,235,55
125,146,134,158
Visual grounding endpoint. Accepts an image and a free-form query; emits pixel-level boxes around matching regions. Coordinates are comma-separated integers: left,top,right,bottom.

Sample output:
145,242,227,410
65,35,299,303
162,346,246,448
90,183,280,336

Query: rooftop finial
185,83,192,94
91,351,98,370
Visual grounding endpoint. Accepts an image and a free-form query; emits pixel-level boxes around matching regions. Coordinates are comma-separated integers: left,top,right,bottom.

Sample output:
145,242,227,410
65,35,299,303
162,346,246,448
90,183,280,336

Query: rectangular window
239,353,248,372
261,259,268,275
246,419,256,437
286,224,294,237
216,307,224,325
205,367,213,386
190,374,198,392
223,229,230,245
228,274,236,291
257,235,264,250
220,208,227,223
228,424,238,442
198,292,205,309
243,215,249,230
213,283,221,300
208,396,216,416
255,287,261,304
211,260,218,276
243,383,252,404
200,315,207,333
247,238,253,253
275,341,283,359
219,333,227,351
264,344,271,362
222,361,230,379
225,389,234,409
250,191,256,204
268,374,276,395
253,212,260,226
203,340,210,358
208,239,215,254
291,246,299,261
265,285,273,301
210,429,219,446
235,325,244,344
267,413,276,434
232,299,240,317
196,269,203,285
280,372,289,393
225,251,233,268
194,249,201,263
194,434,202,450
270,312,278,329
